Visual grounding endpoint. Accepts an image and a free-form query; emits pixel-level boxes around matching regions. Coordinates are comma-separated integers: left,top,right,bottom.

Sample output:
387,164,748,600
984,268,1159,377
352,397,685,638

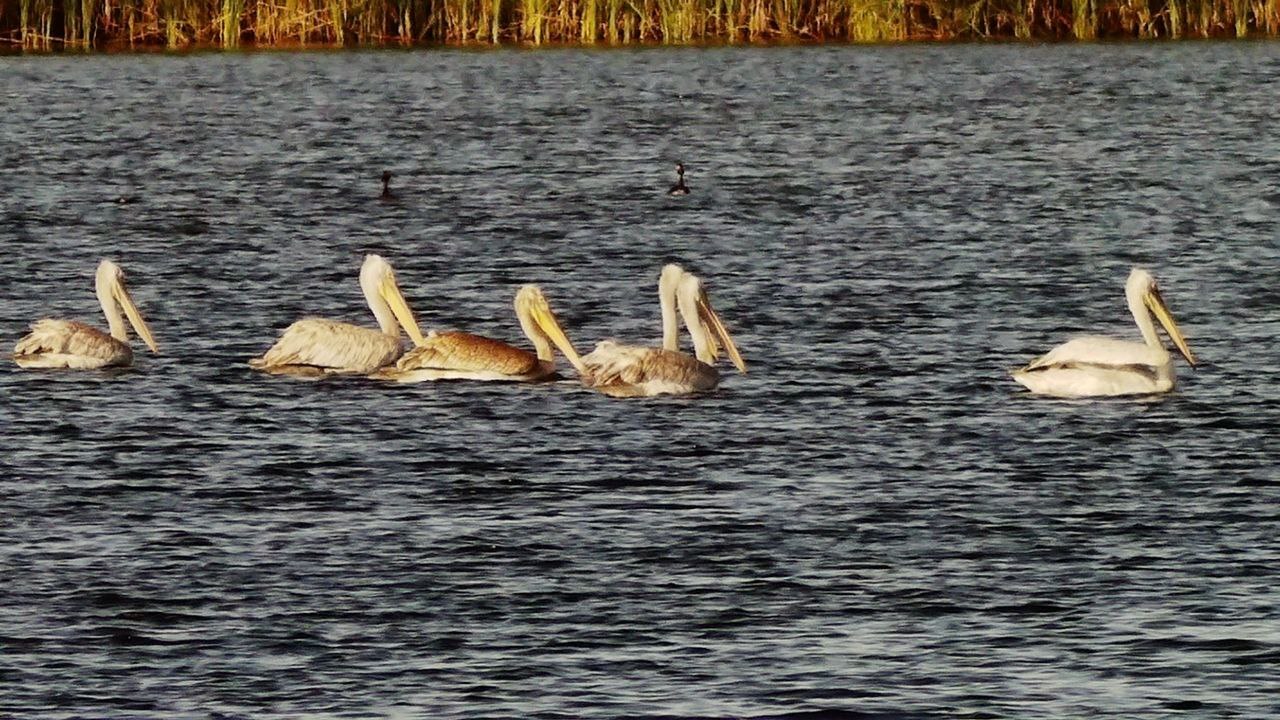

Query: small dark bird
380,171,394,201
668,162,689,196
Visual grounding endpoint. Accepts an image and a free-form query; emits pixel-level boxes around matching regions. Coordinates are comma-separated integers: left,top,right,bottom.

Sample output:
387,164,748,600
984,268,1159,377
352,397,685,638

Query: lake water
1,43,1278,718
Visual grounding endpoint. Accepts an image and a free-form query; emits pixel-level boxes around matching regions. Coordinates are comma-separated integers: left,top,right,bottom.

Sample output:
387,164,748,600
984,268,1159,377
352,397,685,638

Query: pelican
373,285,590,383
249,254,426,377
13,259,159,369
582,264,746,398
1012,267,1197,398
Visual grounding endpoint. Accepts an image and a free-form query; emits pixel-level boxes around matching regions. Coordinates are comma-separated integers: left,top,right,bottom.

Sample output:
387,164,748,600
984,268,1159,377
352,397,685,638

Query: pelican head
95,259,158,353
359,254,426,346
660,263,686,291
1127,267,1195,366
676,271,746,374
515,284,589,376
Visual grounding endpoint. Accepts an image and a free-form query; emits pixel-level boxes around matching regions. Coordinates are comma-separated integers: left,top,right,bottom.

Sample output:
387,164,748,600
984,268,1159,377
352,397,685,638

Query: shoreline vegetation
2,0,1278,50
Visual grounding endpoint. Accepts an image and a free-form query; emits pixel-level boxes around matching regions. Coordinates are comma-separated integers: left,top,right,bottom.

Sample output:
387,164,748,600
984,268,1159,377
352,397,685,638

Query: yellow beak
531,295,589,378
695,291,746,374
114,282,159,353
380,275,426,347
1145,287,1196,366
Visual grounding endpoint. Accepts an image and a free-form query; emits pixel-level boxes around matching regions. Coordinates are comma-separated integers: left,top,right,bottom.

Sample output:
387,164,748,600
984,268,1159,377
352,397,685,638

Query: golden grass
4,0,1280,48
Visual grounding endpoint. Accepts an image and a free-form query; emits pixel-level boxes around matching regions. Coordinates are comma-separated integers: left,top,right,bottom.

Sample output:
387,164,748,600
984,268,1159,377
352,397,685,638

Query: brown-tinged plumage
373,285,588,383
581,264,746,398
13,260,159,370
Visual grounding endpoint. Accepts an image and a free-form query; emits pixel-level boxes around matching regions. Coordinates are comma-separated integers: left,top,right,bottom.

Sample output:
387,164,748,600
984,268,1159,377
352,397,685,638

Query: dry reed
3,0,1280,48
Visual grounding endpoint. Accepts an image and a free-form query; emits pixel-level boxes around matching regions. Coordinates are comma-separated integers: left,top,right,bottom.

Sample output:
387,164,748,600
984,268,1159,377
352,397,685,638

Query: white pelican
582,264,747,398
13,259,159,370
373,285,590,383
1012,267,1197,398
249,254,426,377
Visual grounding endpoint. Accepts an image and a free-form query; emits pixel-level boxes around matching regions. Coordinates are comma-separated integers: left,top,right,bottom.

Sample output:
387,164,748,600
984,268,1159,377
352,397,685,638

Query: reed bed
2,0,1278,48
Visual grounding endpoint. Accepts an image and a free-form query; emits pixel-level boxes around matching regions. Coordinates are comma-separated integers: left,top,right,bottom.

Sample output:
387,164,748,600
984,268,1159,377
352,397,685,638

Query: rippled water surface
2,43,1279,718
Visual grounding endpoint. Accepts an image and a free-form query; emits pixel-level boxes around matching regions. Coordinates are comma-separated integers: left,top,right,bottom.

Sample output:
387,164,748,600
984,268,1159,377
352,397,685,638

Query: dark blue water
1,43,1278,718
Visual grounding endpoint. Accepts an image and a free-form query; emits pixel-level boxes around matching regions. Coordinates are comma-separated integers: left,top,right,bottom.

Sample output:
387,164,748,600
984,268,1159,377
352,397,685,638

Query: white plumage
251,318,407,376
250,255,426,377
1013,268,1197,398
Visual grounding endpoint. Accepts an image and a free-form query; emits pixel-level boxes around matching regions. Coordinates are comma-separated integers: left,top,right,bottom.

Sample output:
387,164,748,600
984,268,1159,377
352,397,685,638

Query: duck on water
668,163,689,196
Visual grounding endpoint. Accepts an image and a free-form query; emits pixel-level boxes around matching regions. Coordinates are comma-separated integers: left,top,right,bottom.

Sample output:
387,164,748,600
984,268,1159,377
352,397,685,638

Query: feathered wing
582,342,719,396
250,318,403,374
1013,335,1175,397
398,332,541,375
14,319,131,368
373,331,548,382
581,342,648,383
1021,335,1168,372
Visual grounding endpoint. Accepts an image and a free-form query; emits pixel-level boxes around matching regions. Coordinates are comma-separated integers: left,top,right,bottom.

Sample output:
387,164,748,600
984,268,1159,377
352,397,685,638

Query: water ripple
2,43,1279,719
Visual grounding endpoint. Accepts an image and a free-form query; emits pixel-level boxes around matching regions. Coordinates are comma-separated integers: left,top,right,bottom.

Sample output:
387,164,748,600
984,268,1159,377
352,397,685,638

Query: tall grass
60,0,94,46
582,0,599,41
1232,0,1248,34
222,0,243,46
17,0,54,48
6,0,1280,47
846,0,906,41
1072,0,1095,38
520,0,544,41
